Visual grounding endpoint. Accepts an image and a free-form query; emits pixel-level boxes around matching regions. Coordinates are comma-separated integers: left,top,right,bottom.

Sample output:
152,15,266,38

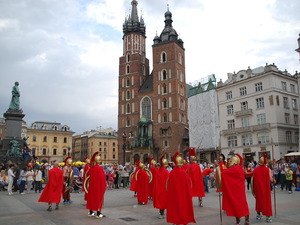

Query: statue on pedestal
8,81,21,111
6,138,22,157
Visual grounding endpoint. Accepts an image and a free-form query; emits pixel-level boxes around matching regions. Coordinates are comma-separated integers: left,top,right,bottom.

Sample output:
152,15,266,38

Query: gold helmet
173,152,184,166
188,147,197,163
64,156,72,166
83,157,90,164
149,158,157,167
259,152,267,165
227,154,243,168
160,154,168,167
139,162,146,169
90,152,101,166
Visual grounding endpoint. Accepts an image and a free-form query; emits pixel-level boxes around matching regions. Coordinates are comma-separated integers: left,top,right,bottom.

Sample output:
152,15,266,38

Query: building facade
118,1,189,164
188,75,220,162
72,128,118,163
217,64,299,162
27,121,74,163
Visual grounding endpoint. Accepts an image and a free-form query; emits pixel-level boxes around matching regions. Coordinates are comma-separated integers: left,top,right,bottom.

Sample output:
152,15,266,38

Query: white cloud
0,0,299,134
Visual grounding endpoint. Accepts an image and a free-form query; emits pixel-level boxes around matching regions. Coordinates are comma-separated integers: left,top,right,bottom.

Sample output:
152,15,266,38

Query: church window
162,83,167,94
126,117,130,127
158,114,161,123
162,70,167,80
126,65,130,74
141,97,151,120
126,103,131,114
181,99,184,110
126,53,130,62
163,98,167,109
127,36,130,51
142,65,145,75
163,113,168,122
126,77,130,87
126,90,130,100
142,38,145,51
178,53,182,64
134,35,139,50
161,52,167,63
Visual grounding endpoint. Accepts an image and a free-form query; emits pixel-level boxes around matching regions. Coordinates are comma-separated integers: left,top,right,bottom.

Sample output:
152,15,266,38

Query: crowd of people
1,152,300,225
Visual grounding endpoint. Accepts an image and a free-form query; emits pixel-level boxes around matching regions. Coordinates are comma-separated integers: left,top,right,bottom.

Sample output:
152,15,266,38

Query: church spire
123,0,146,37
131,0,139,22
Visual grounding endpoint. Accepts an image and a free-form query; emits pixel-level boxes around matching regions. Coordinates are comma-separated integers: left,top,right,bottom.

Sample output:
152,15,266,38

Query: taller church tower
118,0,150,163
118,1,188,164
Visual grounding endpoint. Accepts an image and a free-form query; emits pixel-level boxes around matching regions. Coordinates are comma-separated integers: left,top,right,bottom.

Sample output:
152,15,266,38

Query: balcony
222,123,270,135
235,109,253,117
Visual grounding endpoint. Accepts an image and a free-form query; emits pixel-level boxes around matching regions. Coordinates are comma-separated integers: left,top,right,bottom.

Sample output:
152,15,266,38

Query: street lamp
122,132,127,165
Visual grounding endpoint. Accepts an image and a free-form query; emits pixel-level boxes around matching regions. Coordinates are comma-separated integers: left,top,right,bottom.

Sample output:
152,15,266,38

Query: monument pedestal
0,110,25,161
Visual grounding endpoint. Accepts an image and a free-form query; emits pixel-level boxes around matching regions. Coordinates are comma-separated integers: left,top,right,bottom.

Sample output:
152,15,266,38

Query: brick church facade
118,0,189,164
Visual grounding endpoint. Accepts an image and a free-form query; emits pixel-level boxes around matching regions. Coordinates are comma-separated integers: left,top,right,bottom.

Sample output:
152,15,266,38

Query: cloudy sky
0,0,299,134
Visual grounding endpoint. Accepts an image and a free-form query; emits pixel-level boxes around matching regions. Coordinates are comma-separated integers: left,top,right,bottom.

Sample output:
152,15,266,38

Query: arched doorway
143,154,149,164
133,154,140,164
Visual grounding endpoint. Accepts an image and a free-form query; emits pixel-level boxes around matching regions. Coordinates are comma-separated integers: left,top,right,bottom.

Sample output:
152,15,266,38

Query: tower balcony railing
235,109,253,117
222,123,270,135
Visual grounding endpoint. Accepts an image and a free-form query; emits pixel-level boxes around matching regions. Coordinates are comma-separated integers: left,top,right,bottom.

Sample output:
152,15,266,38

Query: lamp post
122,132,127,165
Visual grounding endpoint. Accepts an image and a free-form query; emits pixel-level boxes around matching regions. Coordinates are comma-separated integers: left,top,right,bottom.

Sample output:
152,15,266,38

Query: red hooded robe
86,164,106,211
149,165,157,198
253,165,272,216
167,166,196,224
188,163,205,197
38,167,63,204
130,167,140,192
153,166,169,209
222,165,249,217
137,169,149,204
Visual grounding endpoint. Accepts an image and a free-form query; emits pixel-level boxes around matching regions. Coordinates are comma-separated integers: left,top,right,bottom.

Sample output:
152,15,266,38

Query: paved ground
0,186,299,225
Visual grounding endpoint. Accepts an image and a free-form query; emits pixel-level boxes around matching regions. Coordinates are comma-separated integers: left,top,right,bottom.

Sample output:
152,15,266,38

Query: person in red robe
130,160,140,197
167,152,196,225
221,154,250,225
153,155,169,219
86,152,106,218
82,157,90,201
187,147,205,207
136,162,150,205
148,157,157,200
38,161,64,211
252,153,273,223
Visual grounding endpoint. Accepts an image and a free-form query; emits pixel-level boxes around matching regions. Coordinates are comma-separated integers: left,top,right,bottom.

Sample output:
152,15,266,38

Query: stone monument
0,81,26,162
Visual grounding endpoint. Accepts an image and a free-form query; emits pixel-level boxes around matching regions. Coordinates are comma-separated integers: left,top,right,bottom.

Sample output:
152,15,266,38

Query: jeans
19,180,26,193
35,181,42,193
203,175,209,192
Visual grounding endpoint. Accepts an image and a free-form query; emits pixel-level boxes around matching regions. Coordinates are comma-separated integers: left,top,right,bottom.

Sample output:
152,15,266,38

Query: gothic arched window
162,70,167,80
141,97,151,120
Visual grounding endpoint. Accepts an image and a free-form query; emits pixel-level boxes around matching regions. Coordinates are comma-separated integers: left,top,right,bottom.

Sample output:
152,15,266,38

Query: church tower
118,2,188,164
151,7,188,156
118,0,150,163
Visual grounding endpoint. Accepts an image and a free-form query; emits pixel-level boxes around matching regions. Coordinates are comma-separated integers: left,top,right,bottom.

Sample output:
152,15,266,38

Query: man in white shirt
7,164,15,195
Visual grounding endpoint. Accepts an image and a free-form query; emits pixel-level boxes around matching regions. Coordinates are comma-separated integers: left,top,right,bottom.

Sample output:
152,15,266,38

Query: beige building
72,128,118,163
27,121,74,163
217,64,299,163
